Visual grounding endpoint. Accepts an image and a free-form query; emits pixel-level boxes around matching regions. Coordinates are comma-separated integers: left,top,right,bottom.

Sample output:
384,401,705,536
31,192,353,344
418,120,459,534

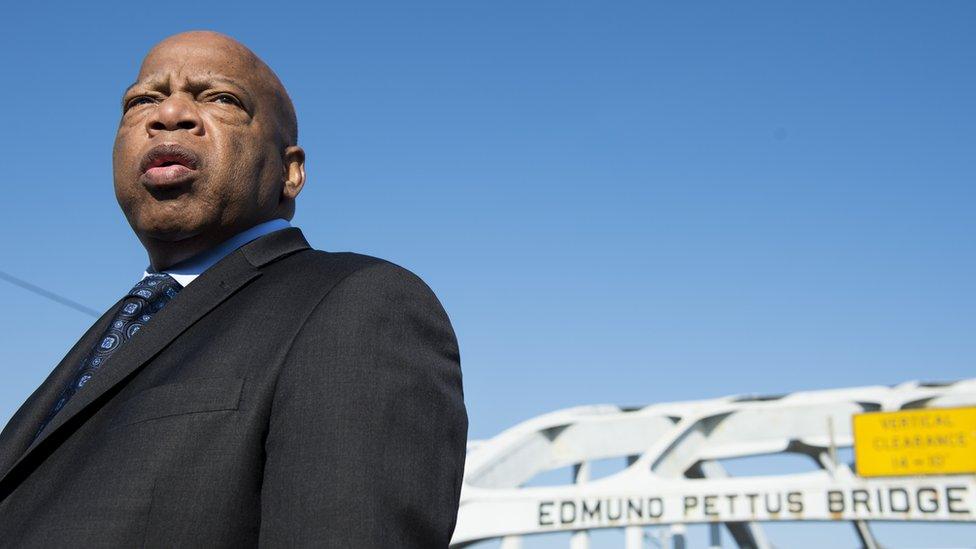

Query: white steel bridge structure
451,379,976,548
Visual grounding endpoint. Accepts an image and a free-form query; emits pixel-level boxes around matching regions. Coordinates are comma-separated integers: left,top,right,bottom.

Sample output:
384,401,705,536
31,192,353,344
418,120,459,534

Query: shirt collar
142,218,292,287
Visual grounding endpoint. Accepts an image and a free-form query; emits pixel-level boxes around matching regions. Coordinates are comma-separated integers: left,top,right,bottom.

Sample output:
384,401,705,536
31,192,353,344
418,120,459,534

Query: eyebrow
121,75,254,104
122,80,151,98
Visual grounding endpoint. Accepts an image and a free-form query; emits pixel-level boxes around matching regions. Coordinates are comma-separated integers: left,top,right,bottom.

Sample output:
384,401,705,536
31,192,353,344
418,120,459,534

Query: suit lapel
0,300,121,476
3,228,311,484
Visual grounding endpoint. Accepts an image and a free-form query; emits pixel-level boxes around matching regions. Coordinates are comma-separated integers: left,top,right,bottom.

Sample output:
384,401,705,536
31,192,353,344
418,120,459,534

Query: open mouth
139,144,200,187
140,143,200,173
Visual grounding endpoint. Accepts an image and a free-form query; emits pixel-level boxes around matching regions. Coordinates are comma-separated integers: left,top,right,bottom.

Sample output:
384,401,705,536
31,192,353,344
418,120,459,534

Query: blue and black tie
33,273,182,440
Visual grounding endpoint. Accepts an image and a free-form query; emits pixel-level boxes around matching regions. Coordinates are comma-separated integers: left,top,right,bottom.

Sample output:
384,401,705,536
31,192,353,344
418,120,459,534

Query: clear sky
1,2,973,547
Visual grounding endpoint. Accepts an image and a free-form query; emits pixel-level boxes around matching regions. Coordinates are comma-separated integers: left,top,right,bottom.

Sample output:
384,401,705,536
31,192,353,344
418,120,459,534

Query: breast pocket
109,377,245,428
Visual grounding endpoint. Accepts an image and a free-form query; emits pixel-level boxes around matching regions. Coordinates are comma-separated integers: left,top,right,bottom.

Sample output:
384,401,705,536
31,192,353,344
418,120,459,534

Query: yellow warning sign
853,406,976,477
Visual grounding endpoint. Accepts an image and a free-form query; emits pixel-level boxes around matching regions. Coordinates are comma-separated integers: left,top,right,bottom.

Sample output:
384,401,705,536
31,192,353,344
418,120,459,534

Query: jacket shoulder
267,249,436,301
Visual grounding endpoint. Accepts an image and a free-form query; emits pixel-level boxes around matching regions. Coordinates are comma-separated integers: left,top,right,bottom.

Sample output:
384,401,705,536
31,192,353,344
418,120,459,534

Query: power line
0,270,100,318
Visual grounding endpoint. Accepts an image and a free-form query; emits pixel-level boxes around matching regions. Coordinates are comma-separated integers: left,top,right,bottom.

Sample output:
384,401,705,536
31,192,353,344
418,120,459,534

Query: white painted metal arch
451,379,976,548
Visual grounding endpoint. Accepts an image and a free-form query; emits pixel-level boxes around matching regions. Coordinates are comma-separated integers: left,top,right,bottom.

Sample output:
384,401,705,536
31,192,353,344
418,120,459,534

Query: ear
281,145,306,200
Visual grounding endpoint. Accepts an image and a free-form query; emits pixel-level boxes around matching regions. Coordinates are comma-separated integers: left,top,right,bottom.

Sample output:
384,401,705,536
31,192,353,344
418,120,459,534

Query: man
0,31,467,547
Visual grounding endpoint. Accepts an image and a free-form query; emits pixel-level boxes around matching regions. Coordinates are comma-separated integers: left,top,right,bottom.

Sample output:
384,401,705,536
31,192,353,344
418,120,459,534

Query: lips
139,143,201,188
140,143,200,173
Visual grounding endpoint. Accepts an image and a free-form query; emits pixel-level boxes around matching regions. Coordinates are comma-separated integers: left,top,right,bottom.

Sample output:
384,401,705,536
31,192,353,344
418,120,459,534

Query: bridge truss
451,379,976,548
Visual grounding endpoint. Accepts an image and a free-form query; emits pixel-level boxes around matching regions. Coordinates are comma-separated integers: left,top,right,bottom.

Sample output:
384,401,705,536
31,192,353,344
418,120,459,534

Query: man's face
113,38,289,245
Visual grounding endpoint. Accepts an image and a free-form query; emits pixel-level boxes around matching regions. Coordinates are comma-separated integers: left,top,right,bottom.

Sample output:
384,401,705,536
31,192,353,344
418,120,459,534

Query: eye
212,93,242,107
124,95,156,111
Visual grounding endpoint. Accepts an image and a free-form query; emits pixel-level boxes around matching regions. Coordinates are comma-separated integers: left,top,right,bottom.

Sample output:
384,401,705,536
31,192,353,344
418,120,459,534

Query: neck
141,217,283,271
143,231,232,272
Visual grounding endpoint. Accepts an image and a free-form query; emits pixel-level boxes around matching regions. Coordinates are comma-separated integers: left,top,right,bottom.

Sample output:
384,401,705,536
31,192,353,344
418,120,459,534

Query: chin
124,195,213,240
132,211,208,243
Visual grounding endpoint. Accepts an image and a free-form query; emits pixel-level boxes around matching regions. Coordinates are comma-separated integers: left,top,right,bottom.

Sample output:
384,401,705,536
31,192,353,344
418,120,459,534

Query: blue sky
1,2,973,547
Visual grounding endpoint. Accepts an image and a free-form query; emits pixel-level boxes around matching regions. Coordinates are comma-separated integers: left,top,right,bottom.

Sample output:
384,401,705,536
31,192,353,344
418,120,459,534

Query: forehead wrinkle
184,74,250,93
140,50,261,89
125,75,168,94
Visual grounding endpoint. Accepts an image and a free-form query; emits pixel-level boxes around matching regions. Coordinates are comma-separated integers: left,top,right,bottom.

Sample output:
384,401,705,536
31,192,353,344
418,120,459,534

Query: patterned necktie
34,273,183,440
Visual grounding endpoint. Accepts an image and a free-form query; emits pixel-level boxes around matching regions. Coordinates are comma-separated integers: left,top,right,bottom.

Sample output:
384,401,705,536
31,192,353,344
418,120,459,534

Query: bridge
452,379,976,548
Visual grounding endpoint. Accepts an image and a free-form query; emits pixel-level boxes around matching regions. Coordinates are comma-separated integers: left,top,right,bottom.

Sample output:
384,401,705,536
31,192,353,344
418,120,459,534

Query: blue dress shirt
141,218,292,287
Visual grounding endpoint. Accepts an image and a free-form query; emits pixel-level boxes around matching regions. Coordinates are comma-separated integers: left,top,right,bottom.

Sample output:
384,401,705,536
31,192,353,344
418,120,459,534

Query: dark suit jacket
0,228,468,547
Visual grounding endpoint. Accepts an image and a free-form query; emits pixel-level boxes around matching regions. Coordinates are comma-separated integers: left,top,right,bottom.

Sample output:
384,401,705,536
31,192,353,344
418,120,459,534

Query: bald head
138,31,298,146
114,30,307,270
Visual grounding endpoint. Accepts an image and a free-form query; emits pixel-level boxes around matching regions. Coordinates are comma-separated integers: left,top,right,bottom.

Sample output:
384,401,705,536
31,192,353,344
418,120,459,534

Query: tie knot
125,273,182,306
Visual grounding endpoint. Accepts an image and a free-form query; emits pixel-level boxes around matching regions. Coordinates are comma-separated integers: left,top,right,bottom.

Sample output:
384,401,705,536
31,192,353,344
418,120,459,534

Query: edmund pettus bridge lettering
538,484,972,528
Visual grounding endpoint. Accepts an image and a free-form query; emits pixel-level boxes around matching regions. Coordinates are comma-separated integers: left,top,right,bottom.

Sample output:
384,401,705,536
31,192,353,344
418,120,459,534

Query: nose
146,94,203,135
